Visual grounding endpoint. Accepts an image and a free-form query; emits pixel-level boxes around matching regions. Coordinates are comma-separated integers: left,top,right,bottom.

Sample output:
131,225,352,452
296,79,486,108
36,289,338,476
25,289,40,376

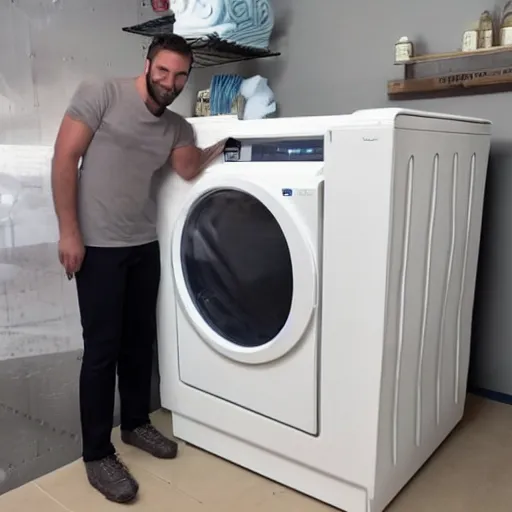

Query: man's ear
144,59,151,74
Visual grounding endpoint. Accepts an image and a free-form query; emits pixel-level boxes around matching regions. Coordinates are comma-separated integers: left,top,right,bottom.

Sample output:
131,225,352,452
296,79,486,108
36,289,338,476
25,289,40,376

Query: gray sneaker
121,424,178,459
85,454,138,503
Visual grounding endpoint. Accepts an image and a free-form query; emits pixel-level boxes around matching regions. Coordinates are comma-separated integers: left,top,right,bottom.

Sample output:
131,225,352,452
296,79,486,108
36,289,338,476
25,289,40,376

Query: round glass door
180,189,293,348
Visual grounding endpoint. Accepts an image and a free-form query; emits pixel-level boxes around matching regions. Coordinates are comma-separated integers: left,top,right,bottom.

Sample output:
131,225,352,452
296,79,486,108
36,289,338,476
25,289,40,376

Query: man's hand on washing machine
199,138,228,168
170,138,227,181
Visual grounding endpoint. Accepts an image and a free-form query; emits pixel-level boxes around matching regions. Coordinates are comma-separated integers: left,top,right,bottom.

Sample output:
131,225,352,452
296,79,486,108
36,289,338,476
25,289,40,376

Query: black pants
76,241,160,462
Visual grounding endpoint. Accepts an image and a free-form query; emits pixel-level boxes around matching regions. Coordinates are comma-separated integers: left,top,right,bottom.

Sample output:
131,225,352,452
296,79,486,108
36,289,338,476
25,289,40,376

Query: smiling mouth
157,87,174,98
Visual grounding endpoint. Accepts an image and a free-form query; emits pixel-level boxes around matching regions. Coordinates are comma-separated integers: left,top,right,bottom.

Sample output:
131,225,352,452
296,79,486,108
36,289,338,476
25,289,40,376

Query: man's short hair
146,34,194,67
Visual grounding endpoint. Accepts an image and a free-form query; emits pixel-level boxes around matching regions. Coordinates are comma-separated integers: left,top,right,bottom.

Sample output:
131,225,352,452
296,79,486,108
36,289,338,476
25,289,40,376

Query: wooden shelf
389,46,512,99
389,67,512,99
394,45,512,65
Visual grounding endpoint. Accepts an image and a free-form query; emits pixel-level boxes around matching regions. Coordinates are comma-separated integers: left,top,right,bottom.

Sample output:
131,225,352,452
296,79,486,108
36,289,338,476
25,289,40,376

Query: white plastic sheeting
0,145,83,361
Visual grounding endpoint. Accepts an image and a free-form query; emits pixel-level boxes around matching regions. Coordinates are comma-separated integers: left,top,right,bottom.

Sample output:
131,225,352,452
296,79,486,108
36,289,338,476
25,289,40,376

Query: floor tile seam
33,482,74,511
115,457,204,505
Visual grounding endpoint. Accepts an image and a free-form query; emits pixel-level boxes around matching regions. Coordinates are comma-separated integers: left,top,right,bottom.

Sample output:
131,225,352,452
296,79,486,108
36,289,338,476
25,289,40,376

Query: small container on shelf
462,23,479,52
500,23,512,46
195,89,245,119
395,36,414,63
478,11,494,49
500,1,512,46
195,89,211,117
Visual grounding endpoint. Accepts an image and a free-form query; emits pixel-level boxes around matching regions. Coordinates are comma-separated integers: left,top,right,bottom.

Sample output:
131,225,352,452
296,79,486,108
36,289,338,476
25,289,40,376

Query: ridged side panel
373,128,490,511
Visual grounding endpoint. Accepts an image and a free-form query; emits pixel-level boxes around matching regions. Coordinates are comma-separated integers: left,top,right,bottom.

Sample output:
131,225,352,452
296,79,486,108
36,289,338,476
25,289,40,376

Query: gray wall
242,0,511,395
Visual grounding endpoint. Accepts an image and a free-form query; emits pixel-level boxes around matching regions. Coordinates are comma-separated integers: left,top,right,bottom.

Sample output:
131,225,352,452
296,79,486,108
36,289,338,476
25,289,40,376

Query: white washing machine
157,109,492,512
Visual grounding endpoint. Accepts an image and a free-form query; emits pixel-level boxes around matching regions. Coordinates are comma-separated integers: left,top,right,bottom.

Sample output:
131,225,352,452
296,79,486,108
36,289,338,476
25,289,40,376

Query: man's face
145,49,191,108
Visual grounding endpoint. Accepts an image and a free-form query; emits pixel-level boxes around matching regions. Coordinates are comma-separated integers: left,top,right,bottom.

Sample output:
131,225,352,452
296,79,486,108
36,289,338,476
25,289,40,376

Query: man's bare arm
51,115,94,237
169,139,227,181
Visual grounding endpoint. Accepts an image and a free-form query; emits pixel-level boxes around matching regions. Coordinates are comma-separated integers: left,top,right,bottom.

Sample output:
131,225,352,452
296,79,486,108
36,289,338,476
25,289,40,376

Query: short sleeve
66,80,109,132
173,116,196,149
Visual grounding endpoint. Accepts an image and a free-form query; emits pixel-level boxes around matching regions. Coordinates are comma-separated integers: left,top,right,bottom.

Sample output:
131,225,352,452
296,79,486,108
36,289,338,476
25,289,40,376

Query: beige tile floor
1,394,512,511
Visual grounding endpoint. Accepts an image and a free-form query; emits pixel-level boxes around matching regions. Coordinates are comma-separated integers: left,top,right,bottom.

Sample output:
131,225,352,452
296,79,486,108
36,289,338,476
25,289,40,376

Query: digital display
223,138,324,163
252,139,324,161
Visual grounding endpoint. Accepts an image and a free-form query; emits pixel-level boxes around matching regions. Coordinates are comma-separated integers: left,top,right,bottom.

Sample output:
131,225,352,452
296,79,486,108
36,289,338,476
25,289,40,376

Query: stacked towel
209,74,244,116
171,0,275,49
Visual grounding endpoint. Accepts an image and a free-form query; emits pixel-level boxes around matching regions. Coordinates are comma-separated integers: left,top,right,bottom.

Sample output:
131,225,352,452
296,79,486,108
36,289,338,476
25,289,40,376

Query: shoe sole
88,477,139,504
106,492,138,504
121,437,178,459
92,484,138,504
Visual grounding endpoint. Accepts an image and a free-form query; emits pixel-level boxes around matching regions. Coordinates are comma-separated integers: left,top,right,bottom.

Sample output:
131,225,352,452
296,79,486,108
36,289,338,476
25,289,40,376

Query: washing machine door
171,175,317,365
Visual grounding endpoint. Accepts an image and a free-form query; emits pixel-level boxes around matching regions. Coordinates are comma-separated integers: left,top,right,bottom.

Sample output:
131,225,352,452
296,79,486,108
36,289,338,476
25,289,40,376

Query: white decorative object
500,2,512,46
239,75,276,120
170,0,275,49
501,26,512,45
395,36,413,62
500,4,512,47
462,24,479,52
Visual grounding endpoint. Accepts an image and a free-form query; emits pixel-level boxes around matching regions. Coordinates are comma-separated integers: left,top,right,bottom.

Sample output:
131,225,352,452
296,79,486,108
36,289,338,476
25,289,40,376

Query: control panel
223,137,324,163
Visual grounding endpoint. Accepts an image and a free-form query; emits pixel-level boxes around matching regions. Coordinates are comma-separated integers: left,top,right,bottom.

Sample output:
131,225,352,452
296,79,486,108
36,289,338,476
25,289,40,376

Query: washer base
171,412,369,512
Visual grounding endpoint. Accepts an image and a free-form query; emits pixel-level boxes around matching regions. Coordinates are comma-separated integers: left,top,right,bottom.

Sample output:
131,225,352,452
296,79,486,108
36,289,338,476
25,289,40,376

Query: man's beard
146,73,181,114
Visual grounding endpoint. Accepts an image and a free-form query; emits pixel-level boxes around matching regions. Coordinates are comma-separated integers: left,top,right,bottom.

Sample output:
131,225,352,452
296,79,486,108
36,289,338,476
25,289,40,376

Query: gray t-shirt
66,77,195,248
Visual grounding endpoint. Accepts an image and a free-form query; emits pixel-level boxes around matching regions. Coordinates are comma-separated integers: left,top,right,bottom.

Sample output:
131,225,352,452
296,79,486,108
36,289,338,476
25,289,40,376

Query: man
51,34,226,503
